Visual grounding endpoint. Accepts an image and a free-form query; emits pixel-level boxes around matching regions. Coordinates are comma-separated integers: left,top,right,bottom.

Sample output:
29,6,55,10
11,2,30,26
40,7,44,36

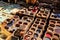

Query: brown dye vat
55,26,60,29
21,11,24,13
31,28,35,31
27,20,30,22
19,21,22,24
30,13,34,16
38,25,43,29
42,19,45,23
23,22,28,25
50,21,56,24
45,11,48,14
33,24,37,27
57,21,60,24
15,24,20,27
23,17,27,20
43,14,47,16
9,31,14,33
52,38,59,40
48,28,54,31
40,10,44,13
4,26,9,29
51,15,54,17
38,14,41,16
40,23,44,25
6,19,11,22
35,21,39,24
36,18,40,21
54,34,59,38
49,24,55,27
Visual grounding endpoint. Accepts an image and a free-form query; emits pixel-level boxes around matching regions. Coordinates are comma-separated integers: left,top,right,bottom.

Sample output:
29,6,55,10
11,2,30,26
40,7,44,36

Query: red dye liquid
32,7,38,12
32,9,36,12
46,34,51,38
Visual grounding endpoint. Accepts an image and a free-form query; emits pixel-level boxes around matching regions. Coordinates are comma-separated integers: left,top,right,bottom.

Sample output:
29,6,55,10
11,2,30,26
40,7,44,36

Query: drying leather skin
26,0,30,3
26,0,37,4
31,0,37,4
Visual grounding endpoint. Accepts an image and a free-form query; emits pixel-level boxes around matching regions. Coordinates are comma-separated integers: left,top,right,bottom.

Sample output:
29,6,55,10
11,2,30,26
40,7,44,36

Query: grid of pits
17,6,38,17
43,20,60,40
36,7,50,19
16,16,34,35
14,20,31,35
23,18,46,40
50,12,60,20
4,15,20,23
13,16,34,38
22,16,34,23
4,15,20,33
4,16,34,35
